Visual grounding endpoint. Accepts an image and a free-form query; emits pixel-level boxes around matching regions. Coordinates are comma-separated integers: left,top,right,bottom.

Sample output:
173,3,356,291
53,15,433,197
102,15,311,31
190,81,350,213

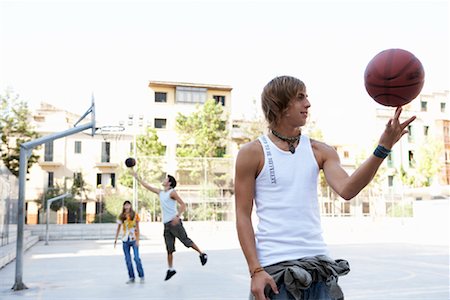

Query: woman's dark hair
119,200,135,222
167,174,177,188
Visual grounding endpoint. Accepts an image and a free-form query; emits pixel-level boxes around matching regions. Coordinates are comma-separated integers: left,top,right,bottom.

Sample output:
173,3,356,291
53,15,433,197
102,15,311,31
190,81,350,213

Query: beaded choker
271,129,301,154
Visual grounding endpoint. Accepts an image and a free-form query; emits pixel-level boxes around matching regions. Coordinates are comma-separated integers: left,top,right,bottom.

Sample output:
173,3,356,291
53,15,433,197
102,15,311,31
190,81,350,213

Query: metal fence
134,157,416,221
0,167,18,246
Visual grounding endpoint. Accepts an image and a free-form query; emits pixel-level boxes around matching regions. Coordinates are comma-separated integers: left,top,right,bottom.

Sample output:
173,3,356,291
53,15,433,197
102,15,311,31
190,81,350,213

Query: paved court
0,218,448,299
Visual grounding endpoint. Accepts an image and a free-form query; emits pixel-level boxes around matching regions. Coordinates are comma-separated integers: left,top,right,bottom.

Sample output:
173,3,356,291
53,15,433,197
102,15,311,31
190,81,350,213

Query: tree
176,99,228,158
174,99,232,220
415,137,444,186
236,98,267,146
119,127,166,188
118,127,165,218
0,89,40,177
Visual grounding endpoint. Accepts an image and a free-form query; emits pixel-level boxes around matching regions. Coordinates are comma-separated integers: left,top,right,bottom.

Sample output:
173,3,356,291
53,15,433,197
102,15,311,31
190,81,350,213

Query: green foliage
416,137,444,186
0,89,40,177
136,127,166,156
398,137,443,187
175,99,228,158
119,128,165,189
399,165,416,187
387,203,413,217
96,189,126,223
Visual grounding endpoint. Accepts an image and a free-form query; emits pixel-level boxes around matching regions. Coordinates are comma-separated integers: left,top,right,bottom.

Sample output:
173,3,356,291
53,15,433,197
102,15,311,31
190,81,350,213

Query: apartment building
375,90,449,195
20,81,234,224
145,81,233,173
25,103,132,224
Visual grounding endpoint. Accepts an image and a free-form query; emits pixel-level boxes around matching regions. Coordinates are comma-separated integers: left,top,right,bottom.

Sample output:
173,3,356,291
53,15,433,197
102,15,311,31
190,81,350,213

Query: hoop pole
13,109,95,291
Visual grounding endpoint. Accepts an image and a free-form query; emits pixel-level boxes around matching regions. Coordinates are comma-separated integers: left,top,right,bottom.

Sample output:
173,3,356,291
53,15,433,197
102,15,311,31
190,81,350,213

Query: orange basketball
364,48,425,107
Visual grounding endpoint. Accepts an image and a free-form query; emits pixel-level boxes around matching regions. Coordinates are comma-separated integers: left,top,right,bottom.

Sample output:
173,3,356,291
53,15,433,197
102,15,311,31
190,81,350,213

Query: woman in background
114,200,145,284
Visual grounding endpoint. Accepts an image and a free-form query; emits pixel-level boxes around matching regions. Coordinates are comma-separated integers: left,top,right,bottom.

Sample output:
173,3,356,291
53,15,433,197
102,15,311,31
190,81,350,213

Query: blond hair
261,76,306,128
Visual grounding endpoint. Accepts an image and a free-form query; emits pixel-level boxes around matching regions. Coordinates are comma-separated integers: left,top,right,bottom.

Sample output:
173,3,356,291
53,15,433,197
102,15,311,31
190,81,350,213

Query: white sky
0,0,449,145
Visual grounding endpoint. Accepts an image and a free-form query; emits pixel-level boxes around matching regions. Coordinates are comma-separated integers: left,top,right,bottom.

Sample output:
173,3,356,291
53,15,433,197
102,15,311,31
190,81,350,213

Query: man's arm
170,190,186,218
321,106,415,200
130,170,161,195
234,141,278,300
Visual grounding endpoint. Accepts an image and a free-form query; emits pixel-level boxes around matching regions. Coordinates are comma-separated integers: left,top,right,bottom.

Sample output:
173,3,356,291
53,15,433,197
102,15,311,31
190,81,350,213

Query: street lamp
127,114,144,212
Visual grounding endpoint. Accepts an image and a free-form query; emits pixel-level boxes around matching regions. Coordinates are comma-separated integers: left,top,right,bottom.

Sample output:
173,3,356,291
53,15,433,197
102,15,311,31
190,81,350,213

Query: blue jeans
250,282,333,300
268,282,333,300
122,240,144,279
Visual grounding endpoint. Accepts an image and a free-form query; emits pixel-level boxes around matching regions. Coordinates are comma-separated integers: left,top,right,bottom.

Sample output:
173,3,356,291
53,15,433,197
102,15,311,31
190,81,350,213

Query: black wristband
373,145,391,159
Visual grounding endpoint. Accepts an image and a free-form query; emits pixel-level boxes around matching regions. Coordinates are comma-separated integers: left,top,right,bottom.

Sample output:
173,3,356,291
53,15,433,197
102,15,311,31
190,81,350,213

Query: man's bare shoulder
310,138,334,152
239,139,263,155
310,138,338,167
236,139,264,176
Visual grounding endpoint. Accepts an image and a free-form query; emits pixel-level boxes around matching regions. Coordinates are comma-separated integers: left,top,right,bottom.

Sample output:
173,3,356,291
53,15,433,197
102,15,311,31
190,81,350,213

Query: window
44,141,54,161
213,95,225,106
441,102,446,113
97,173,116,188
154,118,167,129
155,92,167,103
73,172,83,188
96,174,102,187
388,175,394,187
176,86,207,104
407,125,413,142
343,151,349,159
420,101,427,112
387,153,393,168
74,141,82,154
408,150,415,168
111,173,116,188
101,142,111,163
48,172,54,188
423,126,429,136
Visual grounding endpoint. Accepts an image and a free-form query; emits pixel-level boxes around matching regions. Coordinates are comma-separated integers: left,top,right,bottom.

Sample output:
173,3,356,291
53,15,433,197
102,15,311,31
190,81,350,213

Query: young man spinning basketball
131,171,208,280
235,75,415,300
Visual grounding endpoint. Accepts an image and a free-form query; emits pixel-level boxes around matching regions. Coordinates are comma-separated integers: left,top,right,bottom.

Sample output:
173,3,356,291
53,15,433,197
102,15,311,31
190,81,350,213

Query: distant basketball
125,157,136,168
364,48,425,107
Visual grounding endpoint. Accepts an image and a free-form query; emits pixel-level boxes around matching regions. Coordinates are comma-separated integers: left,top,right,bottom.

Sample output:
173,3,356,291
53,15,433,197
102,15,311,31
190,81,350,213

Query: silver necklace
271,129,301,154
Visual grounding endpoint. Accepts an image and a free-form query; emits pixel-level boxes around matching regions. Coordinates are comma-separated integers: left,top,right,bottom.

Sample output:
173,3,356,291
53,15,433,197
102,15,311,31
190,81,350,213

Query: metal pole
133,132,138,211
45,193,71,245
12,111,95,291
12,147,29,290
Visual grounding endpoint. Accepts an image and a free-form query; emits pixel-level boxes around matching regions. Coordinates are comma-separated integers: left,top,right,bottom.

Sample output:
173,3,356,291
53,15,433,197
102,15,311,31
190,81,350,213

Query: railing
0,170,18,246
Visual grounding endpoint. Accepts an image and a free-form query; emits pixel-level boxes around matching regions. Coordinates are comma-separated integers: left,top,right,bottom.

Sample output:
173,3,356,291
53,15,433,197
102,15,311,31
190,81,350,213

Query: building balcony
38,160,63,168
94,162,119,169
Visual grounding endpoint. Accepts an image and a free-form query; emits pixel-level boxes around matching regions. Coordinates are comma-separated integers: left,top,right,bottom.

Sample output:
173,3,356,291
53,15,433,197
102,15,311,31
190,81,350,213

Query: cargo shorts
163,219,194,253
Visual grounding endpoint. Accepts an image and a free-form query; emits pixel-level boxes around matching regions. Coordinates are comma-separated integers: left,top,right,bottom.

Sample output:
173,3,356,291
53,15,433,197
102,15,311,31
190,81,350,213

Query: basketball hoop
96,125,125,142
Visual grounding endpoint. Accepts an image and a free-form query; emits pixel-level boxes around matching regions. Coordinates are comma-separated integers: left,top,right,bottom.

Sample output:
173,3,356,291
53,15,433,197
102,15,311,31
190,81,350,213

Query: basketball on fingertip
364,48,425,107
125,157,136,168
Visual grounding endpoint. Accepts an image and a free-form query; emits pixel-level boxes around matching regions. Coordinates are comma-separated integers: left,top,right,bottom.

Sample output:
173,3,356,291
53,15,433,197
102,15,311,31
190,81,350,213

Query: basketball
125,157,136,168
364,48,425,107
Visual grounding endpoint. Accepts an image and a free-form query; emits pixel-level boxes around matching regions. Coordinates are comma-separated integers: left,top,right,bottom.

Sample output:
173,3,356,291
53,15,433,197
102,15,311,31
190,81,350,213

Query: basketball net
97,125,125,143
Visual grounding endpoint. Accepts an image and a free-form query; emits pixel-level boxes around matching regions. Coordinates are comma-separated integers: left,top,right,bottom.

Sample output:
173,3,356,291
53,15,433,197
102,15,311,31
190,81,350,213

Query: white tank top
255,134,329,267
159,189,177,224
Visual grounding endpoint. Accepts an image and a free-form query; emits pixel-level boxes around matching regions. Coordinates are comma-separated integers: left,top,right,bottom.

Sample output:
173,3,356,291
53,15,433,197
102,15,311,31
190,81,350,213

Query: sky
0,0,449,145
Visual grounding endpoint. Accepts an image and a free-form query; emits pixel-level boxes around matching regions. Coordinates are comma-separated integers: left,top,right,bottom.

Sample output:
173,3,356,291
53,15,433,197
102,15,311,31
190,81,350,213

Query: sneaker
126,278,135,284
164,269,176,281
199,253,208,266
140,277,145,284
